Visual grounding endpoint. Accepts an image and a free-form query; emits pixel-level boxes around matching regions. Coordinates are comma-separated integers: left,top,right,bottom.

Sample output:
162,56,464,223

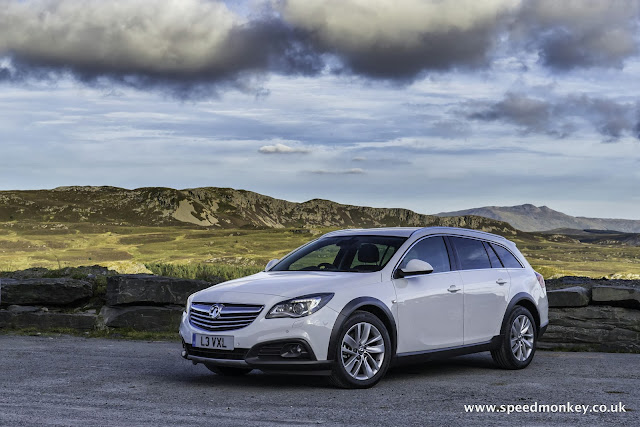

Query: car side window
399,236,450,273
490,244,523,268
450,236,491,270
483,242,503,268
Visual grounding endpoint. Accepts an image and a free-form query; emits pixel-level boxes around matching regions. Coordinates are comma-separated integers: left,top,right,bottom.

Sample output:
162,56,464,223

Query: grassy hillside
1,186,639,279
1,221,639,279
0,223,317,273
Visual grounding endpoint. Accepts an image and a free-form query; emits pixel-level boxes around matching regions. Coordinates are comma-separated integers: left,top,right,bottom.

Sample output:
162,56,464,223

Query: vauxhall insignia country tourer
180,227,548,388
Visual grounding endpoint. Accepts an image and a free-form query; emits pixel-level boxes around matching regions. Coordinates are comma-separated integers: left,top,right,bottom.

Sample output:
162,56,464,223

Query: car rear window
490,243,523,268
483,241,503,268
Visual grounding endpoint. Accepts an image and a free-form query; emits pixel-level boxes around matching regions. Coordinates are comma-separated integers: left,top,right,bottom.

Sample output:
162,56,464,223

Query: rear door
448,236,511,345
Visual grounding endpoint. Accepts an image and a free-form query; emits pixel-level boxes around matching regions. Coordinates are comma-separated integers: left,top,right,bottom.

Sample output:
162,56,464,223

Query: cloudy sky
1,0,639,219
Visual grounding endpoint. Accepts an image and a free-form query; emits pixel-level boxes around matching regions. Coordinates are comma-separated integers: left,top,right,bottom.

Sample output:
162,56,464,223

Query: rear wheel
491,306,537,369
329,311,392,388
204,364,253,376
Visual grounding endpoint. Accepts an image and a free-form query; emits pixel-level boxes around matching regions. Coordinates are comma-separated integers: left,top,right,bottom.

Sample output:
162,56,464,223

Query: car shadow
387,352,499,379
169,369,330,389
159,352,500,389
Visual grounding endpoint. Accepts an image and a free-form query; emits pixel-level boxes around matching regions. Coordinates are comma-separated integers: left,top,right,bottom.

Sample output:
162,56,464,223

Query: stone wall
539,277,640,352
99,275,213,331
0,273,218,332
1,273,639,353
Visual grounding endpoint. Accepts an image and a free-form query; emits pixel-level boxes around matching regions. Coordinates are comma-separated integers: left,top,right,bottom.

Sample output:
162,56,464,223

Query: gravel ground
0,334,637,426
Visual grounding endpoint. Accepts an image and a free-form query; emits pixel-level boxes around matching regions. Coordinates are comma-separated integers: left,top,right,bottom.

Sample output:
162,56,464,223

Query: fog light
280,343,308,358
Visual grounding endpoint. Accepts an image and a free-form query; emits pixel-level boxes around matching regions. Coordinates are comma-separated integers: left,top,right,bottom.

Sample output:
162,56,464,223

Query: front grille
186,344,249,360
189,302,263,332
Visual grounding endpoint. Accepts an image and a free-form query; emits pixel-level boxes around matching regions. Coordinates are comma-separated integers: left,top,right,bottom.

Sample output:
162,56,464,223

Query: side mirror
396,259,434,278
265,259,280,271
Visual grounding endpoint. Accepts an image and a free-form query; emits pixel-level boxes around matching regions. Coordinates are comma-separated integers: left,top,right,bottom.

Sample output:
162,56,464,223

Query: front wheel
204,364,253,376
329,311,392,388
491,306,537,369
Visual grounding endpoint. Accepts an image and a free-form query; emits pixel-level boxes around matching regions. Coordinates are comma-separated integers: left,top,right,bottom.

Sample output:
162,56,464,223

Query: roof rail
410,226,509,241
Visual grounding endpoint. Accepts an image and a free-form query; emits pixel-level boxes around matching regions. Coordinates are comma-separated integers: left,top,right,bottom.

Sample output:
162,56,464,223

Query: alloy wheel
510,314,534,362
340,322,385,380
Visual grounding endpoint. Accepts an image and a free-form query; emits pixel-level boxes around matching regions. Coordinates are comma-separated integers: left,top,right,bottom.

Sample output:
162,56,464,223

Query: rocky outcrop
106,274,214,306
0,278,93,305
100,306,184,332
0,186,518,234
547,286,590,307
538,306,640,352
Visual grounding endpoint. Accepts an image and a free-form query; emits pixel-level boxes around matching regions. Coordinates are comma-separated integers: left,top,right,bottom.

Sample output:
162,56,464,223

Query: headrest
358,243,380,263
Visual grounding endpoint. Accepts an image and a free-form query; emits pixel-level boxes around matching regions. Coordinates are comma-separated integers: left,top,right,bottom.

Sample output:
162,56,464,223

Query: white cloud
258,142,310,154
307,168,365,175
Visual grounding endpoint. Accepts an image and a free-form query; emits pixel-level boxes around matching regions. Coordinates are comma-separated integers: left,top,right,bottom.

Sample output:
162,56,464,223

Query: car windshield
271,235,407,273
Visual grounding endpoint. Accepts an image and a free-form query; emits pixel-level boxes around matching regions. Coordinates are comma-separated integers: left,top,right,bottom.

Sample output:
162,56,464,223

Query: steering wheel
318,263,336,270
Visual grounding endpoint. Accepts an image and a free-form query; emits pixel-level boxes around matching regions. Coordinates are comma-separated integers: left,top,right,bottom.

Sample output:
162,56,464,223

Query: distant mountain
0,186,518,234
436,204,640,233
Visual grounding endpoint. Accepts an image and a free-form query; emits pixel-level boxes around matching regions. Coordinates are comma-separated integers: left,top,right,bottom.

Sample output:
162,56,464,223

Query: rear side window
399,236,450,273
450,237,491,270
484,242,503,268
490,244,523,268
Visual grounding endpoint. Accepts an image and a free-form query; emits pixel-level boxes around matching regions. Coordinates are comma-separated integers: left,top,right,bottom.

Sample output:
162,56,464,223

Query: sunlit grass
1,221,640,278
145,262,262,281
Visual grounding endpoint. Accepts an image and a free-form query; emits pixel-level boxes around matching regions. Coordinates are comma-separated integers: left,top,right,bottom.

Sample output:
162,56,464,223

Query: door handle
496,279,507,285
447,285,460,293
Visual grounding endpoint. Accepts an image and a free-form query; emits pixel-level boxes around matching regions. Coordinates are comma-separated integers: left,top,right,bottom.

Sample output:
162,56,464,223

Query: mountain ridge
437,204,640,233
0,186,518,235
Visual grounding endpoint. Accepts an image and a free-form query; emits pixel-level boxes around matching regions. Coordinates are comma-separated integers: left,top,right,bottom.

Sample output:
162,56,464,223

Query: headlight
266,293,334,319
185,294,195,314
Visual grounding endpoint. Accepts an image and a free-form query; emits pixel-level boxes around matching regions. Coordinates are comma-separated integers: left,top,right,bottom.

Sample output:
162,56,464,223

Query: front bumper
179,307,338,373
182,338,332,374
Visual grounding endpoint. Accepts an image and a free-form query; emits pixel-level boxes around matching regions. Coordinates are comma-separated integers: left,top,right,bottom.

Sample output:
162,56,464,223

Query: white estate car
180,227,548,388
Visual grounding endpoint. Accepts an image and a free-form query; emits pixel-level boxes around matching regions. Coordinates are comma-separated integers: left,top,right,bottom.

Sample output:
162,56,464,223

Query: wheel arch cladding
502,292,540,335
327,297,397,360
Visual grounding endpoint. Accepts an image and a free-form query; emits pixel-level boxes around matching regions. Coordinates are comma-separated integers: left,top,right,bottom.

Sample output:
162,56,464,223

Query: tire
328,310,392,389
204,364,253,376
491,306,537,370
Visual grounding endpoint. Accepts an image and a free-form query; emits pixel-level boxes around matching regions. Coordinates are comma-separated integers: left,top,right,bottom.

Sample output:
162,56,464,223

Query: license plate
193,334,234,350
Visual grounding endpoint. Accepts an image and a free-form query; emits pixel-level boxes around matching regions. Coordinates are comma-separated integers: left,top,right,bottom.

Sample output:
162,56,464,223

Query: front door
392,236,464,353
